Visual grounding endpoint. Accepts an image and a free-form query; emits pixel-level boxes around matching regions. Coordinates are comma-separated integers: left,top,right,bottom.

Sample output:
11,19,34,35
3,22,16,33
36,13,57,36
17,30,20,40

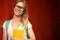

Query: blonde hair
13,0,28,26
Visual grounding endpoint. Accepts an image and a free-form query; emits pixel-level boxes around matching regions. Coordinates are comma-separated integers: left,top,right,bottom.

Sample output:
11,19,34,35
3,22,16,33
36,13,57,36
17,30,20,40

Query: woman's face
14,2,25,16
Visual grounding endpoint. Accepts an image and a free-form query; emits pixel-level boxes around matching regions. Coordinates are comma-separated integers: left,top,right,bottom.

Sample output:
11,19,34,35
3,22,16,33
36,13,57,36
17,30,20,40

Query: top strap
5,20,10,32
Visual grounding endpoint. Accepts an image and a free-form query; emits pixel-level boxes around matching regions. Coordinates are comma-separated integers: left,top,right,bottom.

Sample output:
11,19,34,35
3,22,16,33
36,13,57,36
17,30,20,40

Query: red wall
0,0,58,40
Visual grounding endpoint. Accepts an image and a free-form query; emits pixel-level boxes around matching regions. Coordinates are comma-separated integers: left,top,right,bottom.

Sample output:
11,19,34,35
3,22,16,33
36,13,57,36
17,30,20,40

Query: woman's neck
12,15,22,22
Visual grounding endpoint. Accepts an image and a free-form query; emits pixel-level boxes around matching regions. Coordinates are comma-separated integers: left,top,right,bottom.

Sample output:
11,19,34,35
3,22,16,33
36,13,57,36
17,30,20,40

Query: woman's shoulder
27,21,32,28
2,20,11,29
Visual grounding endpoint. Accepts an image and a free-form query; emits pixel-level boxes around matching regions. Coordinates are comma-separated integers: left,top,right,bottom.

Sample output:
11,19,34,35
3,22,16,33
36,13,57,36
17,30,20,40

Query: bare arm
3,28,7,40
28,27,36,40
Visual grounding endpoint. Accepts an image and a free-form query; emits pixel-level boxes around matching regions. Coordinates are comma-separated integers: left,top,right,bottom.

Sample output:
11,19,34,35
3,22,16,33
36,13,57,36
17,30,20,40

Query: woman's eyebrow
16,5,24,8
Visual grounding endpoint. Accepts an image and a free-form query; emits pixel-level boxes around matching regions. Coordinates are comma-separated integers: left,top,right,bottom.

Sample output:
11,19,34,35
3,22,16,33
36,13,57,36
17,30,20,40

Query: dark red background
0,0,59,40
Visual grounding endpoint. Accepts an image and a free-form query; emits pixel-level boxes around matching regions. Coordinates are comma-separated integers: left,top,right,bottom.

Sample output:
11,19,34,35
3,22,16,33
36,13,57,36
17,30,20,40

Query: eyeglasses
15,5,24,10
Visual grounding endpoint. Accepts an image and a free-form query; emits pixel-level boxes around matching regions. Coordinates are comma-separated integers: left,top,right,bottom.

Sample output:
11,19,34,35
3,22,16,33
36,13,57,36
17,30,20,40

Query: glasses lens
16,5,24,9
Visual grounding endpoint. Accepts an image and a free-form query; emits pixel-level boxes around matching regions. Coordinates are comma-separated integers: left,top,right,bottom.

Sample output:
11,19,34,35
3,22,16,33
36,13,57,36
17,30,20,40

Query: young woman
3,0,36,40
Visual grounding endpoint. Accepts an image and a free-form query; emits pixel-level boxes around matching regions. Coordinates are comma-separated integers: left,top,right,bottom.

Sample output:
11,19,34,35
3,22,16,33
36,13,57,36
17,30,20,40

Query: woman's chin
14,13,22,16
15,12,23,16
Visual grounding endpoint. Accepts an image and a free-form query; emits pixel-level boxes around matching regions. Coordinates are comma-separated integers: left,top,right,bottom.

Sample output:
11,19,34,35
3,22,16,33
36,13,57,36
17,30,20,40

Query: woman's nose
18,8,23,11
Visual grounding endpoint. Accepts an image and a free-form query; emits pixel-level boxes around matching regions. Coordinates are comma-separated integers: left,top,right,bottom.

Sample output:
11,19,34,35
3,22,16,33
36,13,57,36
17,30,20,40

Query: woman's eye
16,5,23,9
